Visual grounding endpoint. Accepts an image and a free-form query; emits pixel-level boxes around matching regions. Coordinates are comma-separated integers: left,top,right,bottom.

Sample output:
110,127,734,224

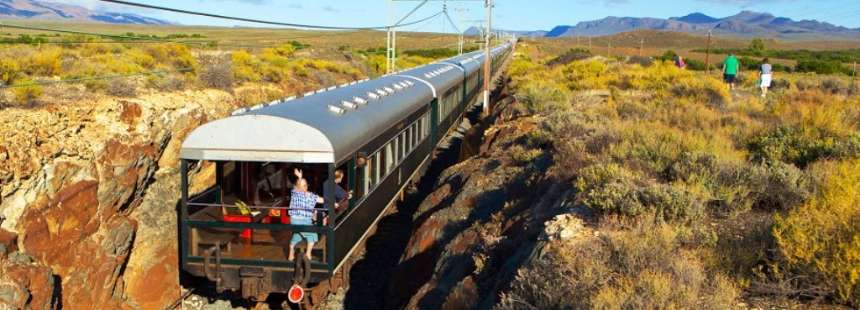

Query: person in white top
759,58,773,98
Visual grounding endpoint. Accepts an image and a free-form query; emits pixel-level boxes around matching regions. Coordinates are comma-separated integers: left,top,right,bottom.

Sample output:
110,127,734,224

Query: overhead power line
98,0,444,30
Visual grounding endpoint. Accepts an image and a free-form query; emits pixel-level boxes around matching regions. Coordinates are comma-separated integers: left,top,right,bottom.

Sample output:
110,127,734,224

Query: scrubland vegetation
0,29,465,108
499,41,860,308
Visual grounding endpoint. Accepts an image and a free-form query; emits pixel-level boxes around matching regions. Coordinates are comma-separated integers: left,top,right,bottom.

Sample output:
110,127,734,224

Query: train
177,40,514,304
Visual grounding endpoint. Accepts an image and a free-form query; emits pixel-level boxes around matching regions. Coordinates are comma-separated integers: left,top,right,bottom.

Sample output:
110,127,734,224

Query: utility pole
386,0,395,74
705,30,712,75
482,0,492,115
607,39,611,57
639,38,644,57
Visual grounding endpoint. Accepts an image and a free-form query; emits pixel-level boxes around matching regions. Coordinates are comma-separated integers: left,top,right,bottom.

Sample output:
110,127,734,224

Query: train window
400,133,406,159
415,122,420,145
392,137,399,165
406,129,411,151
371,152,379,187
409,122,418,150
355,156,373,199
384,143,393,174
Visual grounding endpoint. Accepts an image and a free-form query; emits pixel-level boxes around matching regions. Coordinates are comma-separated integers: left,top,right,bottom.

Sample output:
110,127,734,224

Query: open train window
398,133,405,162
384,143,393,174
412,122,419,147
373,152,381,186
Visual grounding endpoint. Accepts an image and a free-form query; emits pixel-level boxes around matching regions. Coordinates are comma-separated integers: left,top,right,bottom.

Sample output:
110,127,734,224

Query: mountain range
0,0,173,25
469,11,860,40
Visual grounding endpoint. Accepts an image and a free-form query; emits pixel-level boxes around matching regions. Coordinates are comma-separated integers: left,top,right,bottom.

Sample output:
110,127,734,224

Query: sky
69,0,860,31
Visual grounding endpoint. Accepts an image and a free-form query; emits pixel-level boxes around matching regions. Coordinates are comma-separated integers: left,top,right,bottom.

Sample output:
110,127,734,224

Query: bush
747,125,851,168
106,78,137,97
821,78,852,95
626,56,653,67
151,74,187,92
547,48,592,67
795,59,847,75
0,58,19,85
498,220,739,309
576,163,703,221
25,48,62,76
199,55,234,90
12,80,43,107
231,50,260,83
668,153,809,214
772,159,860,305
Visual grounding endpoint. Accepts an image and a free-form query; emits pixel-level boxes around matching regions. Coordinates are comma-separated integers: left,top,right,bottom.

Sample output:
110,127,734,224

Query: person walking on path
674,55,687,69
722,53,740,90
759,58,773,98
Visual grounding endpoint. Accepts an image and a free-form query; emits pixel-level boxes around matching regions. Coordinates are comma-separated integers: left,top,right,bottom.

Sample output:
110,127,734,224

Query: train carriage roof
180,74,434,164
396,62,463,94
441,51,483,76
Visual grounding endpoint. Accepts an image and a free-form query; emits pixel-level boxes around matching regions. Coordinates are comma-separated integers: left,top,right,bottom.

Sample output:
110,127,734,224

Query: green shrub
747,125,850,168
796,59,848,75
577,163,703,221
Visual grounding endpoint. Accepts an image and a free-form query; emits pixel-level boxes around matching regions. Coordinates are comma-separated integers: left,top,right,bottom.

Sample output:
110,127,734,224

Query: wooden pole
705,30,712,74
607,39,611,58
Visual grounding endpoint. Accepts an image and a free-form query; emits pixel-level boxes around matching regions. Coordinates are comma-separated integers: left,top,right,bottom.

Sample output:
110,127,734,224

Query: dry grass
501,41,860,308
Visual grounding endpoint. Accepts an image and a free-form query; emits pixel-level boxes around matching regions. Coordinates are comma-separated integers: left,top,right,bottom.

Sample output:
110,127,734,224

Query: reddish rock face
20,179,137,308
0,228,17,256
0,258,56,310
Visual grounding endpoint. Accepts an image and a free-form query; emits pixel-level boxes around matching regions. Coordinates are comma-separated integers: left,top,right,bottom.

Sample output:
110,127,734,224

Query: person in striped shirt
288,168,325,261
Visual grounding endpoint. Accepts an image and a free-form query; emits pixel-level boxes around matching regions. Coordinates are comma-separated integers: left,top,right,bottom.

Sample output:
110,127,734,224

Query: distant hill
539,11,860,39
0,0,173,25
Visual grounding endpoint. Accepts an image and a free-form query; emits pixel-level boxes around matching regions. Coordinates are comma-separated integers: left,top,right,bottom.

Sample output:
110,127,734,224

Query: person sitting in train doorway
288,168,324,261
324,169,352,216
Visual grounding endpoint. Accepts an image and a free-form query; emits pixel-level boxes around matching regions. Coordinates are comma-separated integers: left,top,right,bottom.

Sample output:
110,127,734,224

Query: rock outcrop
388,95,579,309
0,90,237,309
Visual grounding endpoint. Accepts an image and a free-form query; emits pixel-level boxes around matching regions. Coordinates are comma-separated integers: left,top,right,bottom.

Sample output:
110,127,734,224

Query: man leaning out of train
288,168,324,261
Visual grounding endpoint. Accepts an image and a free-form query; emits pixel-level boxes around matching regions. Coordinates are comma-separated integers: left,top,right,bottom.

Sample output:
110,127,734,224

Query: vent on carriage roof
376,89,388,96
405,80,414,86
393,83,403,90
304,91,315,97
384,86,394,93
367,91,380,100
231,107,248,116
354,96,367,105
341,100,357,109
328,105,345,115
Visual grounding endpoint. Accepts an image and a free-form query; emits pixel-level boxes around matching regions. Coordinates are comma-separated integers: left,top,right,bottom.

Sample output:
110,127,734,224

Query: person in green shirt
722,53,740,90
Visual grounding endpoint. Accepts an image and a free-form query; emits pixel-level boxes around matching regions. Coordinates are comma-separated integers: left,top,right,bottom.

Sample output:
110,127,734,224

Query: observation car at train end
176,40,514,303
